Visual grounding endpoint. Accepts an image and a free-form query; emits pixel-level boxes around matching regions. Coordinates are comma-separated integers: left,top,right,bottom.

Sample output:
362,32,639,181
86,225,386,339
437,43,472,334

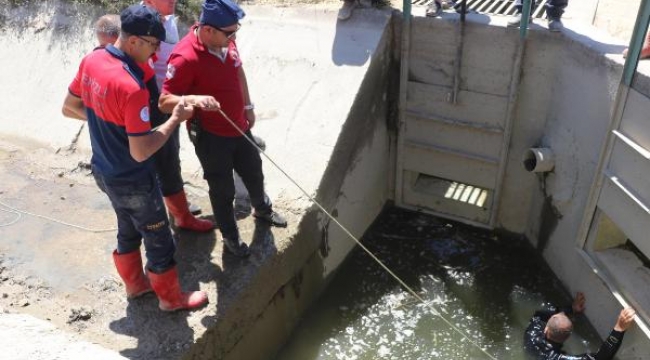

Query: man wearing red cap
62,4,208,312
160,0,287,258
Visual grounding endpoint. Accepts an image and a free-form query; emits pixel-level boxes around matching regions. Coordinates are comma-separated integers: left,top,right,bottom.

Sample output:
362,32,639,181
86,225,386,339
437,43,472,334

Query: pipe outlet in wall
523,148,554,173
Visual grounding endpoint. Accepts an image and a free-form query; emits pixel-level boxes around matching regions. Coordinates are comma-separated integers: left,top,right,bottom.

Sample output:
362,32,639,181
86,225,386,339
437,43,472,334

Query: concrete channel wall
405,15,650,356
0,1,397,359
592,0,642,41
512,29,650,357
516,26,625,336
523,37,650,357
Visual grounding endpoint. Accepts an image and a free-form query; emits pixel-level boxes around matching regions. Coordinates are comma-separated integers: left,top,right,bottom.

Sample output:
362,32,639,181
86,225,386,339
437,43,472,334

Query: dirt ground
0,131,300,359
0,134,199,358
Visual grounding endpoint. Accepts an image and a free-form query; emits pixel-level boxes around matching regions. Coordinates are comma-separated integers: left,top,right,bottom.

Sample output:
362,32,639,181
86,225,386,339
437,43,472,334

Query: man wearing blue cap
62,4,208,312
160,0,287,258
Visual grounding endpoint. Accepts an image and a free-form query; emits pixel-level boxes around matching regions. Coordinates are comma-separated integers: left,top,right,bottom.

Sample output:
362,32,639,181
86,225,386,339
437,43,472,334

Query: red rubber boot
112,250,153,299
164,190,214,232
148,267,208,311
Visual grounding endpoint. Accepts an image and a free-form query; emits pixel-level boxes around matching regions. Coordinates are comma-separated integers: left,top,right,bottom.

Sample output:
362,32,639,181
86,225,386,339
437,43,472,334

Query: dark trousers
153,126,184,197
194,131,272,240
93,169,176,273
147,78,184,198
515,0,568,19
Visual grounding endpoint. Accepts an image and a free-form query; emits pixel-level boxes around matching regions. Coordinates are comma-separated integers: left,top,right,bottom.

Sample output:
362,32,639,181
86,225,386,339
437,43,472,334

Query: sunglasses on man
137,36,161,49
210,23,241,39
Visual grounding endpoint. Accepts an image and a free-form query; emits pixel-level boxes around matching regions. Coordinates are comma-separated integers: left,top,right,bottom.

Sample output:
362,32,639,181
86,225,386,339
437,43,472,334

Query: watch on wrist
244,103,255,111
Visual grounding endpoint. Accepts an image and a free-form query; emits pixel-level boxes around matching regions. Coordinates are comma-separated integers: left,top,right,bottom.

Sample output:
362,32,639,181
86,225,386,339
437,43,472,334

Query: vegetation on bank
1,0,204,22
1,0,391,28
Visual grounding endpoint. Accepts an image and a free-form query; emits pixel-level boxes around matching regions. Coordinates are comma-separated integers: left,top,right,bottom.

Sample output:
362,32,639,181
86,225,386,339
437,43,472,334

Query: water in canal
276,207,602,360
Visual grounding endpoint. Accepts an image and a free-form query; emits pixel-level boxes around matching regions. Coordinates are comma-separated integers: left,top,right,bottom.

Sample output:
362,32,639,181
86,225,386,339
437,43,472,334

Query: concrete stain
291,270,303,299
536,194,562,252
537,174,563,252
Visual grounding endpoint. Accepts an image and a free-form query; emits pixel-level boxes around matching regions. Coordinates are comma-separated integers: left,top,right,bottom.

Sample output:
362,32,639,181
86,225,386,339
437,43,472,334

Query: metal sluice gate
410,0,548,18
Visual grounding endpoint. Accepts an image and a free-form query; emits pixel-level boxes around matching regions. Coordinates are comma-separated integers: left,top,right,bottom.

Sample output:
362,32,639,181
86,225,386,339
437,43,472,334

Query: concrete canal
1,0,650,359
277,207,602,359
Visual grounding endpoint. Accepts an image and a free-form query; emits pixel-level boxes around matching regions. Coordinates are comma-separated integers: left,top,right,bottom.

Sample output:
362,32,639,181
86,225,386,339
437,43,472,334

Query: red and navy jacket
68,45,154,179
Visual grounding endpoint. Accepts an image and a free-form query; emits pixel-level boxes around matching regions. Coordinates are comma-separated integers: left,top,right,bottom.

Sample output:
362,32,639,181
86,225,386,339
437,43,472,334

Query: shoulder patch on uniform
140,107,150,122
166,64,176,79
230,49,242,67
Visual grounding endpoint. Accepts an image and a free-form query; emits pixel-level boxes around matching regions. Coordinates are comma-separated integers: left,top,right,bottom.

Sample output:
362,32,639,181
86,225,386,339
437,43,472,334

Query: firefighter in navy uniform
62,4,208,312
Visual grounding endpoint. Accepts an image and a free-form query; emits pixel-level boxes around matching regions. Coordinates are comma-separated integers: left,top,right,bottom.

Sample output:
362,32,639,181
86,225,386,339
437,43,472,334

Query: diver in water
524,292,636,360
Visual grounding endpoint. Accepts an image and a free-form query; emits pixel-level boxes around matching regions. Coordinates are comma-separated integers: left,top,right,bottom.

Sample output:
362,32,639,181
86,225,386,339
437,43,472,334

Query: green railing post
403,0,411,20
519,0,532,38
624,0,650,86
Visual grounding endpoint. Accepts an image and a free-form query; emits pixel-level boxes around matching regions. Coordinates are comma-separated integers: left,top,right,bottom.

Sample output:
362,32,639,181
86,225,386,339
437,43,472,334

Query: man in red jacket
160,0,287,258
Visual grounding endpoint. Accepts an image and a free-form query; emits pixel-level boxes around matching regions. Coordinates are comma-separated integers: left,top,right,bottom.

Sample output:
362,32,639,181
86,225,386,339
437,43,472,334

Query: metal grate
443,181,489,207
413,174,490,208
411,0,547,18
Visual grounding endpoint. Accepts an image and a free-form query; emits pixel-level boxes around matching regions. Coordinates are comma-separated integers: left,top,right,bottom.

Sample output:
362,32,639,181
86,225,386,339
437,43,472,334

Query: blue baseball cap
199,0,245,29
120,4,166,42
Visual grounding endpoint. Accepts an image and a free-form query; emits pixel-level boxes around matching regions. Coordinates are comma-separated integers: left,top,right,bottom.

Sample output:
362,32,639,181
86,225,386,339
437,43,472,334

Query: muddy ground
0,133,210,359
0,133,301,359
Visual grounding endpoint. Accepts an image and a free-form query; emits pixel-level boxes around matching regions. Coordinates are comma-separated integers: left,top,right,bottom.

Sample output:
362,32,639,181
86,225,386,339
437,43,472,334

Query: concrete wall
191,15,398,360
497,23,650,357
516,28,615,320
405,14,650,356
592,0,642,42
501,29,622,234
0,1,100,154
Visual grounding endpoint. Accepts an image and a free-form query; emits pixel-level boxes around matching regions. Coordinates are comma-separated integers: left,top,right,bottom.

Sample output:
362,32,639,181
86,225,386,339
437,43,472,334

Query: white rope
216,108,498,360
0,203,22,227
0,199,116,233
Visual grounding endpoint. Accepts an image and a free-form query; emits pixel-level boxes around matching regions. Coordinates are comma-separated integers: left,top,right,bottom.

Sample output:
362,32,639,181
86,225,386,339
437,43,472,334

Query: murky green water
276,207,601,360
